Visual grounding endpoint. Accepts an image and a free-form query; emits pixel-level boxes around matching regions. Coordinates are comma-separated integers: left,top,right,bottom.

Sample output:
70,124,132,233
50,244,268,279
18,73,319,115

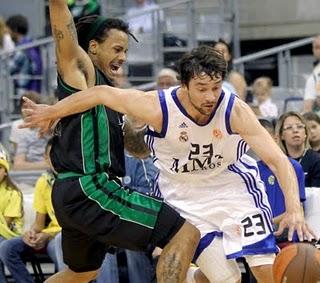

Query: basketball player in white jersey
21,45,315,283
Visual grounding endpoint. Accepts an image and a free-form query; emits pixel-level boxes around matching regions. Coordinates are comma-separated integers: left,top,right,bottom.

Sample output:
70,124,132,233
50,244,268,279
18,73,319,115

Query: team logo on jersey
212,128,223,139
179,122,188,128
268,175,275,185
179,131,188,142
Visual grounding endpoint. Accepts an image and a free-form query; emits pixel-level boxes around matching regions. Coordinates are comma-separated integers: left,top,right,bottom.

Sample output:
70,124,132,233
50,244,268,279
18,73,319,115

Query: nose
206,92,218,103
118,51,127,63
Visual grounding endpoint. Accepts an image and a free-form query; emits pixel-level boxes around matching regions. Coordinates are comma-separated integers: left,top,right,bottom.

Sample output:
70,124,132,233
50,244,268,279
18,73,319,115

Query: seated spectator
303,35,320,113
0,140,64,283
212,39,247,101
304,112,320,153
9,91,42,158
276,111,320,187
10,92,49,171
251,76,278,118
156,68,178,89
0,146,23,282
6,14,42,100
126,0,162,34
257,119,306,244
0,16,14,52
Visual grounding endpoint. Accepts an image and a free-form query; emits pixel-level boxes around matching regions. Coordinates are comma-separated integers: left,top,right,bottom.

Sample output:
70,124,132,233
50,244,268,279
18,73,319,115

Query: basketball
273,243,320,283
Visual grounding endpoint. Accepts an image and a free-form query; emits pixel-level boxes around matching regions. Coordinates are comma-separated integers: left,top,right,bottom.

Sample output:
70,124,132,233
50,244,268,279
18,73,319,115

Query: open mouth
110,63,121,73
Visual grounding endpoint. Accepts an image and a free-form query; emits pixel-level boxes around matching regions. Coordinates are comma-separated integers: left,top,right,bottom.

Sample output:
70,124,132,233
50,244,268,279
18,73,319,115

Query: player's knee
177,221,200,247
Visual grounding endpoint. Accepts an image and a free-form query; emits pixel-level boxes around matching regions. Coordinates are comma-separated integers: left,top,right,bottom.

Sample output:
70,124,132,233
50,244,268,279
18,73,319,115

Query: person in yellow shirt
0,144,24,282
0,140,64,283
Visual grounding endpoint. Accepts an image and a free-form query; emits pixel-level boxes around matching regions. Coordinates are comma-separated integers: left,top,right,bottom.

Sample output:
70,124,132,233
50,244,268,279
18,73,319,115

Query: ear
88,40,98,55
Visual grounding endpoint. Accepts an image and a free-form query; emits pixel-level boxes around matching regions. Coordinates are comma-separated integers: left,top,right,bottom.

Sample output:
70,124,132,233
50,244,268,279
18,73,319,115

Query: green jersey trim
79,173,162,228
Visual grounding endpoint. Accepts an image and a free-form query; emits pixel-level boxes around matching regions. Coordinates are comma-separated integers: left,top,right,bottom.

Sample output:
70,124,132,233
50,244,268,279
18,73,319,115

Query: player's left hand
274,211,316,242
19,97,56,137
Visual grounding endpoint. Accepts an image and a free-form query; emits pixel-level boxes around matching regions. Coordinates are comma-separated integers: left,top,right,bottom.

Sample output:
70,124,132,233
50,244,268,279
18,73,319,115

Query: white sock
184,266,199,283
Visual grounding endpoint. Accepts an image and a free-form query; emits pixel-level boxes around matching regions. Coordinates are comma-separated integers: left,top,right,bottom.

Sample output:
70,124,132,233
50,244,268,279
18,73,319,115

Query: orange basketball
273,243,320,283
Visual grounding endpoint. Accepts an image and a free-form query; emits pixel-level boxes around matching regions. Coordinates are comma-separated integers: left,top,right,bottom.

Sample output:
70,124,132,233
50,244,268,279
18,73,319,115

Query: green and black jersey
51,68,125,177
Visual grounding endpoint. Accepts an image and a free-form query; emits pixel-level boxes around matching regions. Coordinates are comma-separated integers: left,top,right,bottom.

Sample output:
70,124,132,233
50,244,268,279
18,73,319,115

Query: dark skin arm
123,115,151,159
49,0,95,89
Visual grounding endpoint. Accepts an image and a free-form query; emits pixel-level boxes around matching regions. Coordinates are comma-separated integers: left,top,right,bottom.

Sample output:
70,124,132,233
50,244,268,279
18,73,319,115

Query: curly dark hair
76,15,133,51
177,45,227,86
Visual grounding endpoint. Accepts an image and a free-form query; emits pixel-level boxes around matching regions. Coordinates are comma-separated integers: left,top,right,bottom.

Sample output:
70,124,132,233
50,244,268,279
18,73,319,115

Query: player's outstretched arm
21,85,162,133
230,98,316,242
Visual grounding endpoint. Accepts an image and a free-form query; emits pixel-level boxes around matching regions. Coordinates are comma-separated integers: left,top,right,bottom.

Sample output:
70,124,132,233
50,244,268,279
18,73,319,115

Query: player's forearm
272,156,301,212
51,87,106,119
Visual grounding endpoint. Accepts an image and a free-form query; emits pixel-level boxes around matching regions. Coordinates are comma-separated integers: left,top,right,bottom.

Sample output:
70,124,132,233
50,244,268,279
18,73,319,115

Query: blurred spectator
6,14,42,101
0,16,14,52
9,91,42,158
303,112,320,153
257,118,305,244
251,76,278,118
126,0,162,34
212,40,247,101
0,140,64,283
156,68,178,89
276,111,320,187
303,35,320,113
0,145,23,282
10,91,49,171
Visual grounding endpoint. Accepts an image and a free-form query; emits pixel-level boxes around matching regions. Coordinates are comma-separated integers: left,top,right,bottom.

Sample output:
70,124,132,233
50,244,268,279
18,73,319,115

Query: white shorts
161,156,277,257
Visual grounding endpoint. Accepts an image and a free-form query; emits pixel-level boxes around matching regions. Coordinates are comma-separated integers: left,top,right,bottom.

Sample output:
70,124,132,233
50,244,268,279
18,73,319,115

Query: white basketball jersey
146,86,275,258
146,86,249,194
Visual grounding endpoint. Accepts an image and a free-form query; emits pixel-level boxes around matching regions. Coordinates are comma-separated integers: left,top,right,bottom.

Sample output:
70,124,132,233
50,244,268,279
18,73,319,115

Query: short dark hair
76,15,130,51
6,14,28,35
259,118,275,134
177,45,227,86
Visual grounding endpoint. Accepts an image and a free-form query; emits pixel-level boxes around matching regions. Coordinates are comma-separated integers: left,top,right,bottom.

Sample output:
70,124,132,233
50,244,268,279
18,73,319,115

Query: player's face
306,120,320,144
186,73,223,117
281,116,307,147
94,29,128,80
